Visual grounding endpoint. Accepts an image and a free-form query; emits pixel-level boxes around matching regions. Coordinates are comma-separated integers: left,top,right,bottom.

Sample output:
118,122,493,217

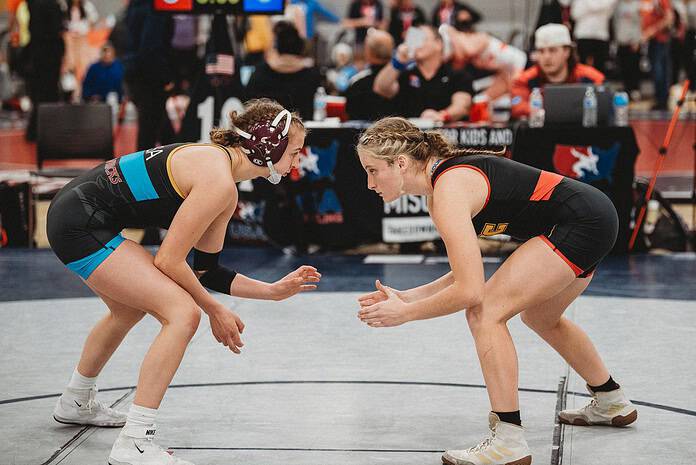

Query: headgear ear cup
233,109,292,184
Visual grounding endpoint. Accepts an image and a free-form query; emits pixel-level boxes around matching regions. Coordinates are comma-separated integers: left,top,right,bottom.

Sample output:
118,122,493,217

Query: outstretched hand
270,265,321,301
357,280,411,327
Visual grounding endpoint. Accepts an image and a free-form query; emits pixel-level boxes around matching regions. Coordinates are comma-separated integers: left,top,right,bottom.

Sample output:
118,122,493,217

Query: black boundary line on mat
40,388,134,465
550,376,568,465
4,380,695,416
168,447,443,453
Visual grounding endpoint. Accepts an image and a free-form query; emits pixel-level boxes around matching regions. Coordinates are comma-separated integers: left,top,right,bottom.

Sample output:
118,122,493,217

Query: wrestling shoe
108,425,194,465
53,386,126,427
558,385,637,426
442,412,532,465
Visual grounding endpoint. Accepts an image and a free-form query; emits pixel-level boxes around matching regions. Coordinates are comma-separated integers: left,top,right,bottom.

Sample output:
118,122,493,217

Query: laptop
543,84,614,126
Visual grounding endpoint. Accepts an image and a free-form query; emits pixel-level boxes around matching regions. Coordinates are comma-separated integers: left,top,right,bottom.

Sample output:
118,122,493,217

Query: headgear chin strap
234,109,292,184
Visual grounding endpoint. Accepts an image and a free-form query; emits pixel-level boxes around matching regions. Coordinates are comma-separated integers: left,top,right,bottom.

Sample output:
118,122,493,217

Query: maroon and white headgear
234,109,292,184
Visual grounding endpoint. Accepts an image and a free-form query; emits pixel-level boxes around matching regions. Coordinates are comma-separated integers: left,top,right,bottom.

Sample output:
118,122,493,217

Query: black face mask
454,19,474,32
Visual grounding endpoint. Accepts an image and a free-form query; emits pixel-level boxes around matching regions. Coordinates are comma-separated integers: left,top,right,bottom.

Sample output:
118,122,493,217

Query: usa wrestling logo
552,143,620,183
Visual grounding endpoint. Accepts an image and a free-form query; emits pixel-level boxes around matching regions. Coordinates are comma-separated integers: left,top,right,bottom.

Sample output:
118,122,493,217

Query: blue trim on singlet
119,151,159,201
66,234,126,279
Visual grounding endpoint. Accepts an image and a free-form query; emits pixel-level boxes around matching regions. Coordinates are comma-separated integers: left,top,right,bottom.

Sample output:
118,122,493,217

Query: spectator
243,15,274,65
25,0,66,142
373,24,472,121
511,23,604,119
345,28,397,119
170,14,201,92
290,0,341,40
246,21,321,120
82,43,124,103
123,0,175,150
344,0,385,48
640,0,674,110
388,0,427,45
326,43,359,93
64,0,100,93
430,0,482,32
570,0,618,74
686,0,696,90
614,0,643,100
671,0,688,85
439,25,527,100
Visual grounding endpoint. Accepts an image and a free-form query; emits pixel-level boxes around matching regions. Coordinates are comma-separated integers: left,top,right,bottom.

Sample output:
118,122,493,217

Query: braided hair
357,117,503,166
210,98,305,148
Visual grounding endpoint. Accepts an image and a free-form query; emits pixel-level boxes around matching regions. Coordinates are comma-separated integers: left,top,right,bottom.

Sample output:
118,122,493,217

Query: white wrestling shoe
442,413,532,465
108,425,195,465
558,385,637,427
53,386,126,427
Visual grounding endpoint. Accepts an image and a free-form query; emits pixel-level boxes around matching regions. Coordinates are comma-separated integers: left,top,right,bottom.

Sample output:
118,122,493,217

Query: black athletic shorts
539,178,618,278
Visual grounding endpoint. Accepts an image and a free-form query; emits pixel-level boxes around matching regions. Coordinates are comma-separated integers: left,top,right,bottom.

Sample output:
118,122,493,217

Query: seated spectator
326,43,359,93
373,24,473,122
431,0,481,32
246,21,321,120
439,24,527,100
344,0,385,49
388,0,427,45
82,43,124,102
345,28,397,119
511,23,604,119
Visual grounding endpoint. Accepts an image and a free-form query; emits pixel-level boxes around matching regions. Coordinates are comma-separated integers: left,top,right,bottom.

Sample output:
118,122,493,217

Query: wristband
391,53,415,71
199,266,238,295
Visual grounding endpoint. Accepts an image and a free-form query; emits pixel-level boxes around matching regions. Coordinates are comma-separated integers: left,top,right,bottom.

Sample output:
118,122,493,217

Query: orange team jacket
511,63,605,119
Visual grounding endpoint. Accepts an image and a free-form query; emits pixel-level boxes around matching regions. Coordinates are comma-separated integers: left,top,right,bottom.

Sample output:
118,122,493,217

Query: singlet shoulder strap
430,156,474,186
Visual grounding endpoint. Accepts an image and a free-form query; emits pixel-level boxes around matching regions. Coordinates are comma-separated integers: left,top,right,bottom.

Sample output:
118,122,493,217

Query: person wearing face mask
373,24,473,122
430,0,482,32
511,23,604,119
356,116,637,465
46,98,321,465
388,0,427,44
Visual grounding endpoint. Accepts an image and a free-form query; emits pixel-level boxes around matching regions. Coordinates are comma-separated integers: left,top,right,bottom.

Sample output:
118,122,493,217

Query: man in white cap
511,23,604,119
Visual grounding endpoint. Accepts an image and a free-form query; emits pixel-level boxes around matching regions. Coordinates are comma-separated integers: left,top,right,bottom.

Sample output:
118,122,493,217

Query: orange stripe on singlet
530,171,563,201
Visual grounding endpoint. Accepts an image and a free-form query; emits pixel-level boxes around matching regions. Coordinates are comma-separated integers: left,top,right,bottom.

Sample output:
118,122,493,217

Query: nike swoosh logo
134,442,144,454
74,400,82,407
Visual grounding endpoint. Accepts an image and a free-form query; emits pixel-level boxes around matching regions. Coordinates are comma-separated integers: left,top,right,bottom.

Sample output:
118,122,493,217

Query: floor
1,247,695,465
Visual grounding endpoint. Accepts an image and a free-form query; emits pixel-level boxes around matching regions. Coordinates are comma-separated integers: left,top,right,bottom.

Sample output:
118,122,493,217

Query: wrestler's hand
208,306,245,354
358,280,411,327
358,279,404,307
269,265,321,301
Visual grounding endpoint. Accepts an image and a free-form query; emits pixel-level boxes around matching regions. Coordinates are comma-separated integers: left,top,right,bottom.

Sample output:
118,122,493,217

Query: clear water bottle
313,86,327,121
613,91,629,127
529,87,545,128
582,86,597,128
106,91,119,126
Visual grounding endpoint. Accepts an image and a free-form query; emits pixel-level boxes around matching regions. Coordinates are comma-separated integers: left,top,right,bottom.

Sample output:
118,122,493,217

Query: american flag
205,54,235,76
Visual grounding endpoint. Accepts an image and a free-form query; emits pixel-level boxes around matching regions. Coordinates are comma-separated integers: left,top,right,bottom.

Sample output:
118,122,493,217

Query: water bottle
106,91,119,126
613,91,629,127
582,86,597,128
313,87,327,121
529,87,545,128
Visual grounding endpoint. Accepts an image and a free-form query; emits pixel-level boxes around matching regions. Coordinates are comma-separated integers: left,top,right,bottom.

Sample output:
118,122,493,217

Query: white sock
125,404,158,428
67,368,97,391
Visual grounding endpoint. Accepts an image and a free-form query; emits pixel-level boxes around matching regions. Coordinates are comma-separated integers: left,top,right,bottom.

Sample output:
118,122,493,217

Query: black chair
36,103,113,170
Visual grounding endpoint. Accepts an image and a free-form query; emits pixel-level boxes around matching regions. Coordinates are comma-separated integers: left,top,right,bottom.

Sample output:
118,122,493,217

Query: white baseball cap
535,23,573,49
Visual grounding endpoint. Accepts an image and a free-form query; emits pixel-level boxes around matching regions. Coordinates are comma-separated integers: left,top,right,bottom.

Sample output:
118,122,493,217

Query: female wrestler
355,117,636,465
47,99,321,465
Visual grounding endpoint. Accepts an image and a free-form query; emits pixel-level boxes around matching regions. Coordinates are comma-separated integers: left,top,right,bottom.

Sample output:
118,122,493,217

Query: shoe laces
466,428,497,454
84,387,116,416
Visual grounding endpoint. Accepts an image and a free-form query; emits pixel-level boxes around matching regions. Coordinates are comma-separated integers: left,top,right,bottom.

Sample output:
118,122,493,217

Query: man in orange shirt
640,0,673,110
511,24,604,119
